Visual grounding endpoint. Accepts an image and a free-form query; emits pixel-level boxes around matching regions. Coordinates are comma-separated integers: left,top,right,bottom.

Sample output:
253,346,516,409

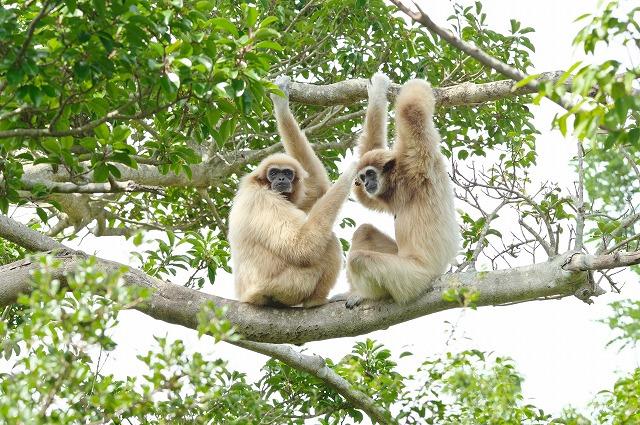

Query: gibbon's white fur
344,73,460,307
229,76,355,307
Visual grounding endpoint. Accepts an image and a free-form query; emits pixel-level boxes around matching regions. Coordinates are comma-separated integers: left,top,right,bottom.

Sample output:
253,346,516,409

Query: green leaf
255,40,283,51
93,163,109,182
628,128,640,145
253,27,279,40
211,17,239,37
195,1,213,11
512,73,541,90
41,139,60,153
246,6,258,27
259,16,278,28
94,123,110,140
36,207,48,223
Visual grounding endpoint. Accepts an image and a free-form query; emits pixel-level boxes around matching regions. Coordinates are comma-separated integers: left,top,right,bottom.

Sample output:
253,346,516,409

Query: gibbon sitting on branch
340,73,460,308
229,76,355,307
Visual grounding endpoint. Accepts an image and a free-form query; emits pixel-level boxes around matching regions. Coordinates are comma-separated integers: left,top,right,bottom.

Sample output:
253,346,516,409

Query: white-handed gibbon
342,73,460,307
229,76,356,307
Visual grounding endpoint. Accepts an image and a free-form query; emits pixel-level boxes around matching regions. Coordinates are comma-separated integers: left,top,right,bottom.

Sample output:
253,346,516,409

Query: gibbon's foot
368,72,391,99
345,294,365,309
329,292,349,302
266,297,290,308
302,297,328,308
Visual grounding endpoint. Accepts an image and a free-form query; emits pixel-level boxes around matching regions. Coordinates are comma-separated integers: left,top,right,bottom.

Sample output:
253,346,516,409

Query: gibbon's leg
239,288,271,306
302,238,342,308
393,79,440,169
271,76,330,210
350,223,397,254
348,251,434,307
357,72,391,155
331,224,398,306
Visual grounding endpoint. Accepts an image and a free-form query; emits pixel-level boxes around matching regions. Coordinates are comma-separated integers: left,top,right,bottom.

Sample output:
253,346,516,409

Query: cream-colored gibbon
341,73,460,307
229,76,356,307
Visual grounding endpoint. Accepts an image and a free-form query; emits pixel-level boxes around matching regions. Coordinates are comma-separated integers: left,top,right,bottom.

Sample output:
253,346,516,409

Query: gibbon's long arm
272,76,330,211
393,80,440,169
250,165,355,266
357,73,390,155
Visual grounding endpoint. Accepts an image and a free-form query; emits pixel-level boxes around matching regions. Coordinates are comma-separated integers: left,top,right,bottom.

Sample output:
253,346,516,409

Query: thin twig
389,0,596,121
603,232,640,255
574,142,586,250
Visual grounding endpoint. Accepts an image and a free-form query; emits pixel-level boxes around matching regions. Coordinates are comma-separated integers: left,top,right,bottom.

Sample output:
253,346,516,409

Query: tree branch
20,179,164,194
0,217,612,346
234,340,392,424
574,142,586,250
0,250,592,344
564,250,640,271
598,212,640,254
0,214,65,251
389,0,585,115
286,72,563,107
0,101,135,139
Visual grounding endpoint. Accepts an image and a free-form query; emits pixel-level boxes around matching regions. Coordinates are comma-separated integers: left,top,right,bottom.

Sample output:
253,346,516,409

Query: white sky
8,0,640,418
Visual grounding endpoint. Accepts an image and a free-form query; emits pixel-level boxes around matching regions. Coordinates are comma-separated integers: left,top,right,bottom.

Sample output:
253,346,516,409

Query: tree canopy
0,0,639,423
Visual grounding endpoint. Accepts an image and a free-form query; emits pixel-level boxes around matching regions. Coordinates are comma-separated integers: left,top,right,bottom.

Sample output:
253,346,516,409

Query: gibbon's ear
382,158,396,173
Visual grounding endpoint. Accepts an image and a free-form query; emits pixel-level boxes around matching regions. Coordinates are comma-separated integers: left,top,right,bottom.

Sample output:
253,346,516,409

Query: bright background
10,0,639,416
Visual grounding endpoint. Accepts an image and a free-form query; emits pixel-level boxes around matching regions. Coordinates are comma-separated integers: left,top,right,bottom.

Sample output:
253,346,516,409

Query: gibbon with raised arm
343,73,460,307
229,76,355,307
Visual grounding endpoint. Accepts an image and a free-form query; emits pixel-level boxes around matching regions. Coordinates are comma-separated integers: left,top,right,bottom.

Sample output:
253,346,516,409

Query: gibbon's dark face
267,166,295,193
357,166,381,195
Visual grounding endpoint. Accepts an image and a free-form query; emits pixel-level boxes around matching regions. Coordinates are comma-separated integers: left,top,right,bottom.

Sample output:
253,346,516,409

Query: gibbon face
267,166,295,193
356,149,396,197
254,153,307,204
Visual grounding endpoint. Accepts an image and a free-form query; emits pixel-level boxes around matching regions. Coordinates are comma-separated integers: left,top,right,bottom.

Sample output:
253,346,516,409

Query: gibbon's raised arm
250,165,355,266
271,76,330,210
357,73,390,155
393,80,440,167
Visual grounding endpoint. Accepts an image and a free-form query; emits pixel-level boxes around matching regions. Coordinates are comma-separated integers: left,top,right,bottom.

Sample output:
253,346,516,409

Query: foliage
603,299,640,350
1,0,640,424
400,350,550,424
541,1,640,215
0,237,24,266
0,0,540,287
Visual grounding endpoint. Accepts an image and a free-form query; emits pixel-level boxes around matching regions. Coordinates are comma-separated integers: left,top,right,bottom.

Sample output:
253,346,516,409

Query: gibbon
342,73,460,307
229,76,355,307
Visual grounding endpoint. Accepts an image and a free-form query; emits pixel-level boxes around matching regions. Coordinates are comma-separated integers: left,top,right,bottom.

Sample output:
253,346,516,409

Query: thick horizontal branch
0,249,595,344
287,73,563,107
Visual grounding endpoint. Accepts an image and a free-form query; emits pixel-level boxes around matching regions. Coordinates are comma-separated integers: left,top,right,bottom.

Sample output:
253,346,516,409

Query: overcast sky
22,0,639,417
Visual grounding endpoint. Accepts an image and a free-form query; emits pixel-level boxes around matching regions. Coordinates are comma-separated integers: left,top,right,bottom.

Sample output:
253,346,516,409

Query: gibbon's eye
365,169,376,177
358,173,366,182
282,169,294,180
268,168,279,179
